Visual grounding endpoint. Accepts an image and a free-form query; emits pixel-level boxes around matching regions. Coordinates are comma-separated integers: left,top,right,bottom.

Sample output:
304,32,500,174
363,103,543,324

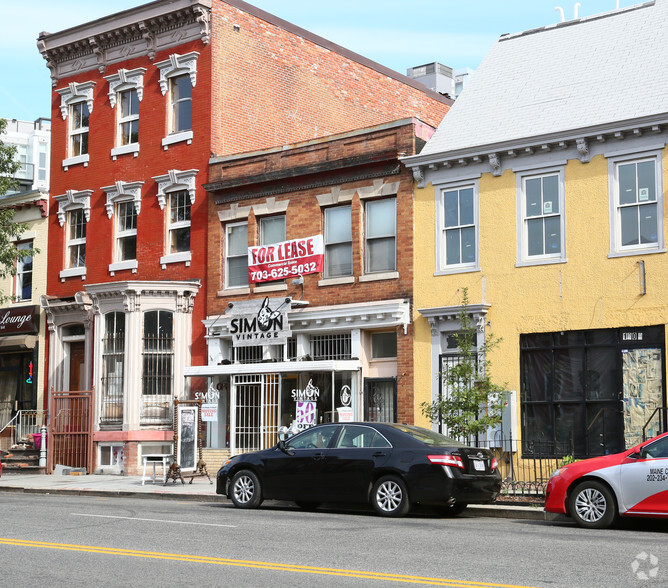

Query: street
0,493,666,587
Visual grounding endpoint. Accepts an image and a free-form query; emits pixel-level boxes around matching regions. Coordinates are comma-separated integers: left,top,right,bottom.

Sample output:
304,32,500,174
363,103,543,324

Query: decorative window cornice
252,197,289,217
104,67,147,108
218,203,252,222
155,52,199,96
102,180,144,218
316,187,356,207
54,189,93,226
152,169,198,210
55,81,96,120
357,180,400,200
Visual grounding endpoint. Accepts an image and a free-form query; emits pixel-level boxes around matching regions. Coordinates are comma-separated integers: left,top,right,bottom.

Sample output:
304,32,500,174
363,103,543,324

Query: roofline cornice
403,113,668,185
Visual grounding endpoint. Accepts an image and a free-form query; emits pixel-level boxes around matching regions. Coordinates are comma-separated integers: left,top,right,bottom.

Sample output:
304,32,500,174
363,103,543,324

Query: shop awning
184,359,361,378
0,334,37,350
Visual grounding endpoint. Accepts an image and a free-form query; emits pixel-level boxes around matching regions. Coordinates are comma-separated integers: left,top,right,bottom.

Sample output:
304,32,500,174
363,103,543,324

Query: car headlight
550,467,566,478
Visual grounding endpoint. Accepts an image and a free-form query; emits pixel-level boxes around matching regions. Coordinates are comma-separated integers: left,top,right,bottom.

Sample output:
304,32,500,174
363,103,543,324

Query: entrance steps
1,446,46,475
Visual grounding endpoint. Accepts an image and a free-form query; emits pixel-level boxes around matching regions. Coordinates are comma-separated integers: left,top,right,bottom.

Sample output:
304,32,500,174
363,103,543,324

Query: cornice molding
55,81,96,119
101,180,144,218
104,67,147,107
152,169,198,210
53,189,93,226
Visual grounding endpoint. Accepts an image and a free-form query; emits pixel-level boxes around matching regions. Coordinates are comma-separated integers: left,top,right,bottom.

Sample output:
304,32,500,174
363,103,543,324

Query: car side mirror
639,447,649,459
278,439,294,456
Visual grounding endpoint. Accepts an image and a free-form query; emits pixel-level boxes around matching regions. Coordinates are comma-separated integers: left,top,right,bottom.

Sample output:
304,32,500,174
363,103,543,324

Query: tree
420,287,506,440
0,118,40,302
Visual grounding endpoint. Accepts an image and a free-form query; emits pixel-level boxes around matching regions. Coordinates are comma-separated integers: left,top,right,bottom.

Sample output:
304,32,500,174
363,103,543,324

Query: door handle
313,452,326,461
373,452,387,458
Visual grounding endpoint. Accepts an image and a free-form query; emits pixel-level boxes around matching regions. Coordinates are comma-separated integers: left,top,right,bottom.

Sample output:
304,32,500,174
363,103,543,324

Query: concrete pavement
0,472,558,521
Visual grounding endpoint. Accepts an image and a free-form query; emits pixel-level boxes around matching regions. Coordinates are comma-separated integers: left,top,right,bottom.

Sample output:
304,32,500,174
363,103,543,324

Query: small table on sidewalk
141,454,172,485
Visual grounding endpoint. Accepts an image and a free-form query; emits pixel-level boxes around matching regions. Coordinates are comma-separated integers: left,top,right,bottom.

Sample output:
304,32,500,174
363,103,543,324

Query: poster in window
177,404,197,471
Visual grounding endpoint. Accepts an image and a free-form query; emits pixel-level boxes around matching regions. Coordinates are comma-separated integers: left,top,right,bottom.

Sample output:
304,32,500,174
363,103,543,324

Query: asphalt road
1,493,667,587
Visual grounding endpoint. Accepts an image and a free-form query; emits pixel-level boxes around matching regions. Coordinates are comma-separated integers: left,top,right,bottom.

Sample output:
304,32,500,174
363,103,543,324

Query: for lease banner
248,235,324,284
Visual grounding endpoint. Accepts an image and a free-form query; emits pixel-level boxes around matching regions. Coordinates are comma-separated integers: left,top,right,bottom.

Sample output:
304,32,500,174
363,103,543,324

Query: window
365,198,396,273
286,425,338,450
37,142,47,182
258,215,286,285
142,310,174,423
118,88,139,146
68,209,86,268
170,75,192,134
371,332,397,359
324,206,352,277
101,312,125,424
116,201,137,261
69,101,89,158
168,191,191,254
518,170,564,264
225,222,248,289
440,186,476,270
15,242,33,301
610,154,663,255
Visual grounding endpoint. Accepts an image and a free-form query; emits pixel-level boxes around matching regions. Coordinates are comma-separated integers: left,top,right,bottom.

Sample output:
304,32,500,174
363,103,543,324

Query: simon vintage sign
230,297,292,348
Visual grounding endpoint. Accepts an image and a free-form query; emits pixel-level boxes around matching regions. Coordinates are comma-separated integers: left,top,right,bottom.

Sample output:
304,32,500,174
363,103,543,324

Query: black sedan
216,422,501,517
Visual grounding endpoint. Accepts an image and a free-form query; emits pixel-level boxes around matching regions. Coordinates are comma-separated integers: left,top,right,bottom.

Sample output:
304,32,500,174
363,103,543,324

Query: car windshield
392,424,466,447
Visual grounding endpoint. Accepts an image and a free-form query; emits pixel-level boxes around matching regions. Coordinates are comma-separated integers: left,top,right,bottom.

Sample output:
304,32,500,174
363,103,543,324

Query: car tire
435,502,468,517
568,480,617,529
371,475,410,517
230,469,263,509
295,501,321,511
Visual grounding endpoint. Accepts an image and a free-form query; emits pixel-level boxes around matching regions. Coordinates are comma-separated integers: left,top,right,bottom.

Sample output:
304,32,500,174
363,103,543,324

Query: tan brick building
186,118,436,454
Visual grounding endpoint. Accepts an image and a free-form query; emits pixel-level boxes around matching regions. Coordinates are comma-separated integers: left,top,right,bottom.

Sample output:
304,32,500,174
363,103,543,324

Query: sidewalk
0,472,559,521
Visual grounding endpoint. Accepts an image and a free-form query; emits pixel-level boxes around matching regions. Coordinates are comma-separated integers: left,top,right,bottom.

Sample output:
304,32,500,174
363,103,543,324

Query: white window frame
105,67,145,158
516,166,566,266
364,197,397,276
608,149,664,257
54,189,92,280
115,201,138,262
67,208,87,270
15,241,33,302
324,205,353,279
56,81,94,168
225,220,249,290
436,182,479,275
167,191,191,256
68,101,90,159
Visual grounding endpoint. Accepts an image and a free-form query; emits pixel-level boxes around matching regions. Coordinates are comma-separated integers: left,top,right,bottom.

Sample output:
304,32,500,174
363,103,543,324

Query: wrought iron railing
0,410,47,450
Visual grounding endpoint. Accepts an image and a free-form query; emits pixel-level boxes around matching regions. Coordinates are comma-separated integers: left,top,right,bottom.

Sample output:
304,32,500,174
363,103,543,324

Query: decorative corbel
576,138,590,163
193,6,211,45
138,21,156,61
412,166,425,189
488,153,502,177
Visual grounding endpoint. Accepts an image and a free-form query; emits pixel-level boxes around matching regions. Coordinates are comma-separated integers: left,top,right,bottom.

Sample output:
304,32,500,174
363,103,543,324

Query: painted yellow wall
413,149,668,427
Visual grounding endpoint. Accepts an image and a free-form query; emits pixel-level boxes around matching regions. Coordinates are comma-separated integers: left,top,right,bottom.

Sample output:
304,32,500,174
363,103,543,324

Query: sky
0,0,640,122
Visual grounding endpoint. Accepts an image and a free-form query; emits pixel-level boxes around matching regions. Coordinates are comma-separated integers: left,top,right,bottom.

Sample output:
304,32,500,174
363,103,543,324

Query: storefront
0,305,40,427
185,297,408,454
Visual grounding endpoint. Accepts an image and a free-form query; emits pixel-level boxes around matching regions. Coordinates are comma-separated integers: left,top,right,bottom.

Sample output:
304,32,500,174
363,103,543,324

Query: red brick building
37,0,449,474
186,118,435,454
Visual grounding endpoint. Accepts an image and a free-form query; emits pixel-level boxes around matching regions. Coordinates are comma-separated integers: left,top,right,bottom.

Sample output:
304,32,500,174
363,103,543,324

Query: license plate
473,460,485,471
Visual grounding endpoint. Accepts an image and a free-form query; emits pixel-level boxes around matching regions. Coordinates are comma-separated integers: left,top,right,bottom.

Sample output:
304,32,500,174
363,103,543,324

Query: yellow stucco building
405,0,668,459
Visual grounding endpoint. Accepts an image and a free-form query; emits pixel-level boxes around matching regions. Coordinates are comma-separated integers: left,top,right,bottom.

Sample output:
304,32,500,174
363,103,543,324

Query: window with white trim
610,153,663,255
118,88,139,146
324,205,352,277
168,191,191,254
225,221,248,289
259,215,286,285
116,201,137,262
67,209,86,268
440,185,477,270
170,75,192,134
15,241,33,301
69,101,89,158
365,197,396,273
518,170,565,264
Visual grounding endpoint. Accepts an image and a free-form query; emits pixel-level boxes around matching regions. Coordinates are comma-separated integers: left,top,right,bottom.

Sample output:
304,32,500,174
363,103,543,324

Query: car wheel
435,502,468,517
371,475,410,517
230,469,263,509
568,480,617,529
295,501,321,511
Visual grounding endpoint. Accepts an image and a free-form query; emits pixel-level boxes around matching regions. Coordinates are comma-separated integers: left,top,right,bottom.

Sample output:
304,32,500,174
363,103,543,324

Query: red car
545,431,668,528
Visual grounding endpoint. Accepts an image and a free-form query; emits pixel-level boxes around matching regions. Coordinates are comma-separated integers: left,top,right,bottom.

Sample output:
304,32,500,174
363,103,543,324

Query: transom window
68,209,86,268
118,89,139,146
324,205,352,277
225,221,249,289
170,75,192,134
168,191,191,254
441,186,476,269
610,155,662,254
116,201,137,261
365,197,396,273
69,102,89,157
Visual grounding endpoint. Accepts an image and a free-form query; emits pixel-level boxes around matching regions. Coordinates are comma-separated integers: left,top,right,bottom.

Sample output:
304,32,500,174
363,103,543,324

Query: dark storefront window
521,326,666,458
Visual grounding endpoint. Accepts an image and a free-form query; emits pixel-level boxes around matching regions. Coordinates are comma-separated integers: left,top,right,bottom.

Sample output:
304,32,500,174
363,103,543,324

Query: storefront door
231,374,280,453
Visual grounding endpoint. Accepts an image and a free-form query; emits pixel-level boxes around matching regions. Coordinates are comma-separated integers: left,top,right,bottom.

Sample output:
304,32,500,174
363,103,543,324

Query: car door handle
372,452,387,458
313,452,326,461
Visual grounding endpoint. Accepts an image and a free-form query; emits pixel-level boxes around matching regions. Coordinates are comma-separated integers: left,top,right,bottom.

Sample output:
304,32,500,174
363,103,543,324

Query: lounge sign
248,235,324,284
230,297,292,347
0,305,39,335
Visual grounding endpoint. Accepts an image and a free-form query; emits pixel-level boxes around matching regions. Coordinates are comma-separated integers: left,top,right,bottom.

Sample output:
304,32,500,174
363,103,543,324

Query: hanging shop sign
230,297,292,347
0,305,39,335
248,235,324,283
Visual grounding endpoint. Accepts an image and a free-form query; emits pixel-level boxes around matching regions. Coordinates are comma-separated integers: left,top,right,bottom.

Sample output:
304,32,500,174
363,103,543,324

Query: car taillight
491,457,499,471
428,454,464,469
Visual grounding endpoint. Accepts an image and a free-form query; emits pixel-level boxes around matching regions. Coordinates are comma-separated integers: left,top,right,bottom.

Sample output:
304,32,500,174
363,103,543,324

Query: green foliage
420,287,507,439
558,455,577,468
0,119,40,303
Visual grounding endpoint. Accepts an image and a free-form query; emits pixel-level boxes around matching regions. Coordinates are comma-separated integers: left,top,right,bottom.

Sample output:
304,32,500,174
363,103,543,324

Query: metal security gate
230,374,280,453
47,388,94,473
